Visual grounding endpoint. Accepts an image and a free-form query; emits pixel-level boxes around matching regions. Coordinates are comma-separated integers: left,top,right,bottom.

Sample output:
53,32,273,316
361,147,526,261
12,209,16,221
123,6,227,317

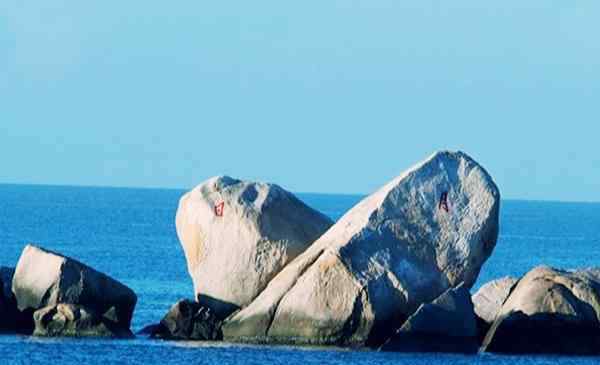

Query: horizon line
1,181,599,205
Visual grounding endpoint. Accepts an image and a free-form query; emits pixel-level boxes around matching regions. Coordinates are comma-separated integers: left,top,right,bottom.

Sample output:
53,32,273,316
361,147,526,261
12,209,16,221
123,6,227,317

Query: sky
1,1,599,201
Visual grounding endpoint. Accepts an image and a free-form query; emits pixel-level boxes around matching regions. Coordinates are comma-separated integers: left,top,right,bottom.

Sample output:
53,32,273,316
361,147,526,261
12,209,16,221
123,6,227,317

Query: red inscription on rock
214,202,225,217
438,191,449,213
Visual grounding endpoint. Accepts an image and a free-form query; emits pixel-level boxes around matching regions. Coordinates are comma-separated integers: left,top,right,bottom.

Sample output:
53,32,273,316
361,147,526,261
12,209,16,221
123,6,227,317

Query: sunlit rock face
472,276,518,325
223,151,500,347
176,176,333,318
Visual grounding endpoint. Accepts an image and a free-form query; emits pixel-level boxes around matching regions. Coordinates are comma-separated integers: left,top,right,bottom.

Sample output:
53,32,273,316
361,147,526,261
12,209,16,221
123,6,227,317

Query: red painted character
438,191,449,213
214,202,225,217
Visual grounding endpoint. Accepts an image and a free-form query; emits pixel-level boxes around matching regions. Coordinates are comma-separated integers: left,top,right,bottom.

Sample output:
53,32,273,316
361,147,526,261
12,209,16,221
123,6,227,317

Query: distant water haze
3,2,600,202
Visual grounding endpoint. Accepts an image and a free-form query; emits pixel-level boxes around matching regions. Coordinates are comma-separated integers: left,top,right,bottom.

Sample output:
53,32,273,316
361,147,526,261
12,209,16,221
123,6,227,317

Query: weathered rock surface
380,283,478,353
223,151,500,346
472,276,517,325
176,176,333,318
149,299,222,341
12,245,137,332
482,266,600,355
33,303,133,338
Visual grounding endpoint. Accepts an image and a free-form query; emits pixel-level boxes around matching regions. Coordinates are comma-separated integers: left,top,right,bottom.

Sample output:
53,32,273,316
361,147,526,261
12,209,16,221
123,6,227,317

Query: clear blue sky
1,1,599,201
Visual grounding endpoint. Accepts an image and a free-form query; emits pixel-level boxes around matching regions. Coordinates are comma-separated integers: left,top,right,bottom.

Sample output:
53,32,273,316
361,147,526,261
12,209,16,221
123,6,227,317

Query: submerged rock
33,303,133,338
380,283,478,353
0,267,32,334
149,299,222,341
176,176,333,319
472,276,517,325
482,266,600,355
12,245,137,334
223,151,500,347
0,267,14,302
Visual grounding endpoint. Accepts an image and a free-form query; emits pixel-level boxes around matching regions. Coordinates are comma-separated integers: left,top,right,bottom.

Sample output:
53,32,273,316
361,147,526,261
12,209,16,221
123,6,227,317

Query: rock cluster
17,150,600,355
223,151,500,346
1,245,137,338
147,299,222,341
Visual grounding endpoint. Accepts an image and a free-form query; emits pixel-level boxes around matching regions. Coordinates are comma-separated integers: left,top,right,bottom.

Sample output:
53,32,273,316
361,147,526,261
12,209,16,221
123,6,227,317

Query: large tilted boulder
482,266,600,355
12,245,137,336
149,299,222,341
176,176,333,318
34,304,133,338
223,151,500,346
380,283,478,353
472,276,517,325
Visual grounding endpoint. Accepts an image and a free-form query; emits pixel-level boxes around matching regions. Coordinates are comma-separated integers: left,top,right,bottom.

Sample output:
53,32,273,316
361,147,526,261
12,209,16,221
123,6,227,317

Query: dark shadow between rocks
197,294,240,321
482,311,600,355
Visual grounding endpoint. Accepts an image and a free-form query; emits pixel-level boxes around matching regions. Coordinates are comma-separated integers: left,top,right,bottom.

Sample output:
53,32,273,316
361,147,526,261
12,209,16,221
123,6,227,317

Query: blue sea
1,184,600,364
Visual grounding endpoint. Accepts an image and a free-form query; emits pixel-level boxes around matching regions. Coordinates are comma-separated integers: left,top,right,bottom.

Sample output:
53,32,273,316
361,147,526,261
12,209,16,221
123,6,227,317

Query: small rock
472,276,518,325
12,245,137,333
380,283,478,353
482,266,600,355
150,299,222,341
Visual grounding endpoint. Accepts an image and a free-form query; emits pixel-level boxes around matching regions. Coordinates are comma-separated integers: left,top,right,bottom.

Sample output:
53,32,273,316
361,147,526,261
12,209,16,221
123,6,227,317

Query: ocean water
1,184,600,364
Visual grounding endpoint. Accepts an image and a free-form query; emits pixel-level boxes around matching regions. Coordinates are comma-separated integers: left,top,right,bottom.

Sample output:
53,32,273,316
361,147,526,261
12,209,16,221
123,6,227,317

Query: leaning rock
33,304,132,338
472,276,517,324
482,266,600,355
150,299,222,341
223,151,500,346
12,245,137,331
176,176,333,318
380,283,478,353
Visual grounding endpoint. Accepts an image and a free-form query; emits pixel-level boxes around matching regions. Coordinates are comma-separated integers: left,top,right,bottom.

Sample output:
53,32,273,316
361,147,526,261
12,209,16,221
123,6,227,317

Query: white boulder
176,176,333,318
223,151,500,346
12,245,137,330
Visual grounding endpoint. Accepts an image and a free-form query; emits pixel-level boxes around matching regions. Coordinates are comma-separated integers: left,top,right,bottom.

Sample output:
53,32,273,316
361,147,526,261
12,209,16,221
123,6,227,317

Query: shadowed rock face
176,176,333,319
149,299,222,341
12,245,137,331
223,151,500,347
33,304,133,338
482,266,600,355
380,283,479,353
0,267,30,333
